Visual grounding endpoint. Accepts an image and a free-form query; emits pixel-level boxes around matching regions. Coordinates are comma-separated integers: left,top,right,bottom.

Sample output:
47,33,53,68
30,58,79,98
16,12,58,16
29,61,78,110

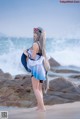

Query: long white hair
34,27,47,58
34,27,50,93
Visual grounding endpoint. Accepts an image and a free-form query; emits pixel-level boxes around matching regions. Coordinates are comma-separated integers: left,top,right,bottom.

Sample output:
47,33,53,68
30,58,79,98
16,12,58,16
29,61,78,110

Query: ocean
0,36,80,110
0,37,80,76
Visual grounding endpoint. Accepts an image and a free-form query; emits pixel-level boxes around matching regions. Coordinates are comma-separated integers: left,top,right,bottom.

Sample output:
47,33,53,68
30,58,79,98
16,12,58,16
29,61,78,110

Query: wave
0,37,80,75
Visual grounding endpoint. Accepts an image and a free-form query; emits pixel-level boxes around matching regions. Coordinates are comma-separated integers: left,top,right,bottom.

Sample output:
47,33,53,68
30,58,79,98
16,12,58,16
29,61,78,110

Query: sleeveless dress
27,42,46,82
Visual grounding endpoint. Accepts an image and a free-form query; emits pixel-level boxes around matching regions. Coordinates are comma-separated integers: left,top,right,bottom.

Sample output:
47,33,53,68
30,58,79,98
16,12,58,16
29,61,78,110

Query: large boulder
0,72,35,107
49,78,77,92
49,57,60,67
44,78,80,105
0,69,13,81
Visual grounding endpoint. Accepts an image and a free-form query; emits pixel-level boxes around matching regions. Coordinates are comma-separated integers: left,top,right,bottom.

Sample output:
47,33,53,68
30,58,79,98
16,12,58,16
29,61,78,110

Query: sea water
0,36,80,76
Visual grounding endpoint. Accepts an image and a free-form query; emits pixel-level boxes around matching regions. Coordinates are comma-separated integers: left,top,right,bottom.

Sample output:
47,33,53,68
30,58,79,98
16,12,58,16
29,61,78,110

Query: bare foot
35,108,39,111
37,107,46,112
35,107,40,111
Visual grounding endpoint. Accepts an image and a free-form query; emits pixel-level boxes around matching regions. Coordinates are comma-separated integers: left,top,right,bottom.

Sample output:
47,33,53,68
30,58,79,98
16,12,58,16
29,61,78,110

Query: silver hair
33,27,50,94
34,27,47,58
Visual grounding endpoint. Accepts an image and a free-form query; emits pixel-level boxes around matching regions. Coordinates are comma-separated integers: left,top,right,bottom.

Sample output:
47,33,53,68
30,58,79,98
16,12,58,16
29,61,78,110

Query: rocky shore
0,57,80,108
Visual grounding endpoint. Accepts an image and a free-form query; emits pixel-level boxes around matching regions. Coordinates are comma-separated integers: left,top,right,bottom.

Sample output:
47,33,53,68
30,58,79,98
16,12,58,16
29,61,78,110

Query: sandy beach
5,101,80,119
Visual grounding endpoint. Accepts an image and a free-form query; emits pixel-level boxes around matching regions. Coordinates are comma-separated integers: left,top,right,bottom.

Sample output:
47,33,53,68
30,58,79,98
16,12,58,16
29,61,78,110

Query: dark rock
51,69,80,73
44,95,71,105
0,72,13,81
49,77,79,93
49,57,60,67
43,78,80,105
0,69,4,75
4,73,13,80
70,75,80,79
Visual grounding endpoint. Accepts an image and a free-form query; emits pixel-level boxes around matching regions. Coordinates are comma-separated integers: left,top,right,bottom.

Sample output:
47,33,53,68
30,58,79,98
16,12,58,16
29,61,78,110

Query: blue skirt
21,53,46,81
30,63,46,81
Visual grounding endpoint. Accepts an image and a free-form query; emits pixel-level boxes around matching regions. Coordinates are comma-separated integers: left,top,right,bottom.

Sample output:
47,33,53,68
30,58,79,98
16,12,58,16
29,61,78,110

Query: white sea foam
50,47,80,66
0,37,80,75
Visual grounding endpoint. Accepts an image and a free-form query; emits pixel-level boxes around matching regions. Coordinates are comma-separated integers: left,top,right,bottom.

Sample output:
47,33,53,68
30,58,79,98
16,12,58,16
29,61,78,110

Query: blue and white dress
27,48,46,81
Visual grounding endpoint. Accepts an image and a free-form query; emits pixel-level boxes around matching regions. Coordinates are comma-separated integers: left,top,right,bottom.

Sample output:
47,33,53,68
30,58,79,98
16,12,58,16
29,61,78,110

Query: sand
0,101,78,119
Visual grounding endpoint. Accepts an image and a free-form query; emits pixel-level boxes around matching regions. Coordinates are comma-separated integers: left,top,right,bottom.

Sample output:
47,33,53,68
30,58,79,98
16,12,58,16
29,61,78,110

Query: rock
0,72,35,107
44,95,71,105
0,87,14,96
44,90,80,105
14,74,31,80
0,69,4,75
0,101,21,107
43,77,80,105
49,57,60,68
8,95,20,101
54,69,80,73
49,78,79,93
0,70,80,108
70,75,80,79
4,73,13,80
14,75,32,88
16,100,33,107
0,72,13,81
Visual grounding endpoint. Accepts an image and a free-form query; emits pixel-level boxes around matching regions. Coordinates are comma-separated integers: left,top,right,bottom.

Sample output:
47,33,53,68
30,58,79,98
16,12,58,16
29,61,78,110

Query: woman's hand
23,50,28,57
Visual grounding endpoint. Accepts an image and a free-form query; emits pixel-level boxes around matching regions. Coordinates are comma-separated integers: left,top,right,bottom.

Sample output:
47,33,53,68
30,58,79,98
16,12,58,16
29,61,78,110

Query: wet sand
7,101,80,119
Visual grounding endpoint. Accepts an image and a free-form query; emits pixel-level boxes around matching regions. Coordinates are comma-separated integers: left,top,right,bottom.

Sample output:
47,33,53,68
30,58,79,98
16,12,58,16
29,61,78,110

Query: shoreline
5,101,80,119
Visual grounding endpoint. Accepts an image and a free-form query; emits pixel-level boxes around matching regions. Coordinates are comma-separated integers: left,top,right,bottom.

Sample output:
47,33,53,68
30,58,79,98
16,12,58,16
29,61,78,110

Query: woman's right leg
39,82,43,99
36,82,43,110
31,76,46,111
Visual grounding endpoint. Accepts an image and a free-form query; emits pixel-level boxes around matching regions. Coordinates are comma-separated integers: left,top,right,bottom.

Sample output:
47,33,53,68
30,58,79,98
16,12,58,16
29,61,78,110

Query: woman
23,27,48,111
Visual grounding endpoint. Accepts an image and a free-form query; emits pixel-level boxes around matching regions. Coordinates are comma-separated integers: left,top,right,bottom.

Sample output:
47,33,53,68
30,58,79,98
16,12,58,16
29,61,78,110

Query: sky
0,0,80,38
